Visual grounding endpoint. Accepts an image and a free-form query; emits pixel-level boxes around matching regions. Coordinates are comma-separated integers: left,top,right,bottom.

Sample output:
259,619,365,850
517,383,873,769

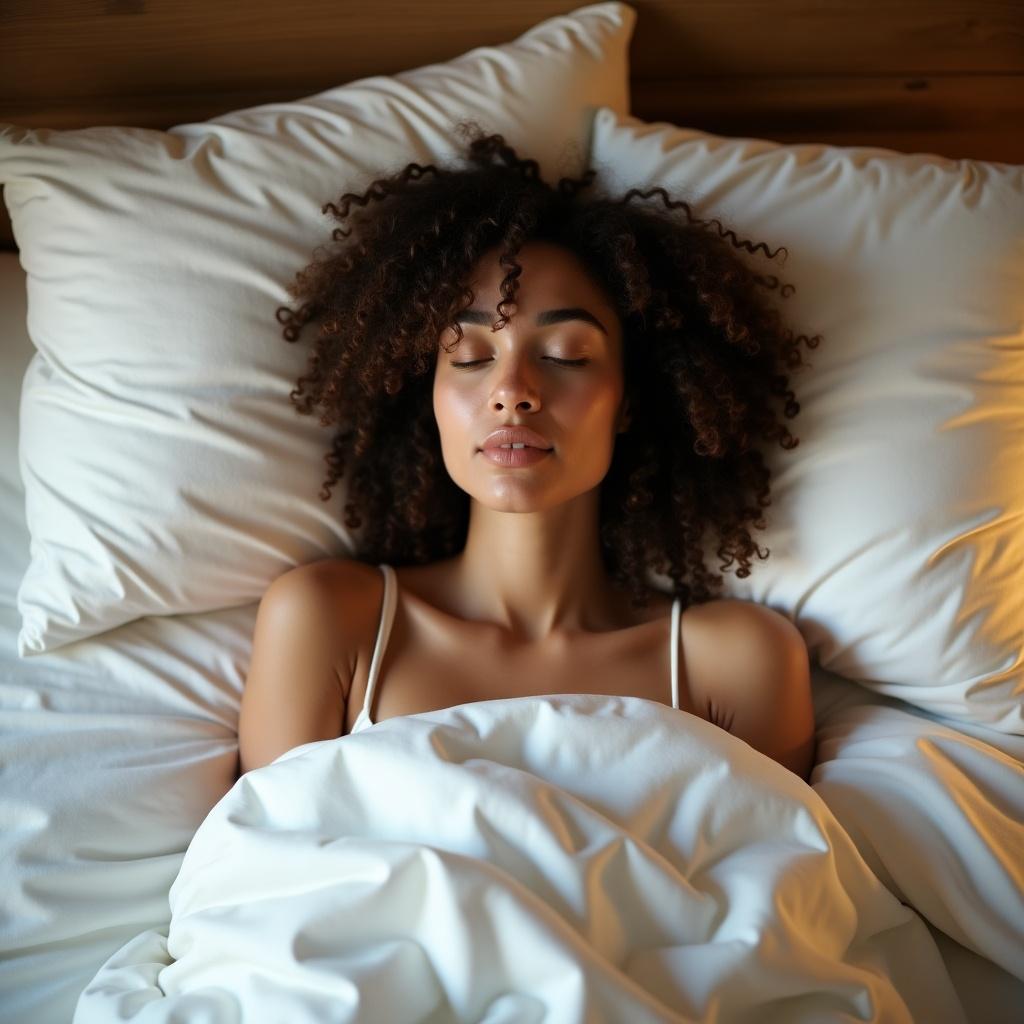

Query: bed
1,2,1023,1021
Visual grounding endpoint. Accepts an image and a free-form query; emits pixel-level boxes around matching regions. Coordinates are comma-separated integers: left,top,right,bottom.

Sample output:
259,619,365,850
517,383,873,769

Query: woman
238,123,821,781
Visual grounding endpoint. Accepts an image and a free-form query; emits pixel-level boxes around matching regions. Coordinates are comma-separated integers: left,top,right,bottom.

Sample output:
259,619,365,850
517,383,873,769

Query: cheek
432,379,475,449
565,377,622,434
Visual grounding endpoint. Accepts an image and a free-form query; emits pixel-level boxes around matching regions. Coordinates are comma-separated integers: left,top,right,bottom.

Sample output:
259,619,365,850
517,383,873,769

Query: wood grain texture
2,0,1021,98
632,74,1024,164
2,0,1022,252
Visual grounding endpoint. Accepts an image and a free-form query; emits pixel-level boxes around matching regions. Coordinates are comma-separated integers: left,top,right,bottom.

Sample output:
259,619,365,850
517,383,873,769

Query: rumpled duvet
73,694,968,1023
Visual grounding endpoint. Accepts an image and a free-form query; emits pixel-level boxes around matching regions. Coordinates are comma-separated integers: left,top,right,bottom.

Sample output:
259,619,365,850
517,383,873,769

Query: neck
448,486,630,644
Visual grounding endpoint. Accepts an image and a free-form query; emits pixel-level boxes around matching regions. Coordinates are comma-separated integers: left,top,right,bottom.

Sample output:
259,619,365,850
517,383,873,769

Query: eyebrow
455,306,608,336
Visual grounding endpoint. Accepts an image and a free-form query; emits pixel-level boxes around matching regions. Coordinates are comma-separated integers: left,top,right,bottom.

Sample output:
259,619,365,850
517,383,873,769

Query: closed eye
450,358,590,369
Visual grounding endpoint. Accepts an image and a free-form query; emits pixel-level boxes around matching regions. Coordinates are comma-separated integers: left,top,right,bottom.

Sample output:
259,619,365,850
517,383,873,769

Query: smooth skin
238,242,816,781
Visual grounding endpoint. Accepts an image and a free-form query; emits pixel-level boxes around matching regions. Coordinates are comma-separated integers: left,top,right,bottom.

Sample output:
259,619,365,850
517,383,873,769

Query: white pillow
0,2,634,655
591,107,1024,733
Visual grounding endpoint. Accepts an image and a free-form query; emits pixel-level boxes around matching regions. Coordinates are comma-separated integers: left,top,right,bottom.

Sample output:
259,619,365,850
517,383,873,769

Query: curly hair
275,120,821,612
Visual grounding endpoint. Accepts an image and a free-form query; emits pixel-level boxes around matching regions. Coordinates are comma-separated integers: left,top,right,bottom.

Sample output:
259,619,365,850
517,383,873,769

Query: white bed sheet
1,252,1022,1022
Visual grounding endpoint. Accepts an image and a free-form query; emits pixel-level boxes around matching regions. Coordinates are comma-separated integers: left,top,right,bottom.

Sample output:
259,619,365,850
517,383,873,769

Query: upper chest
341,565,698,734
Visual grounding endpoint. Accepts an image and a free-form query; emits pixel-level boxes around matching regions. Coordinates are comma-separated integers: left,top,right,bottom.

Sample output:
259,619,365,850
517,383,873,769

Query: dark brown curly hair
275,120,821,612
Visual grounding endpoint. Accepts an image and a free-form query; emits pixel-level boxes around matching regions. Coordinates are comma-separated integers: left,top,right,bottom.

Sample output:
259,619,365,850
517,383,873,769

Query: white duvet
74,694,970,1023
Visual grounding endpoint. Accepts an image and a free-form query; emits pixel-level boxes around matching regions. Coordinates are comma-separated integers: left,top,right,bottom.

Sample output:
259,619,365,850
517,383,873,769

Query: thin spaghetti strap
670,595,682,710
361,563,398,726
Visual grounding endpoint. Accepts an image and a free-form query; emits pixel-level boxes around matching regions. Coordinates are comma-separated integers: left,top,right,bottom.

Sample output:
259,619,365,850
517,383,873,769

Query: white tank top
349,563,683,734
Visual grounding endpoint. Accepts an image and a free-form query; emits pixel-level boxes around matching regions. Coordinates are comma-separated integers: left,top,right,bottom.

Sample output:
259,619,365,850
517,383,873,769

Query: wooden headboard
2,0,1022,253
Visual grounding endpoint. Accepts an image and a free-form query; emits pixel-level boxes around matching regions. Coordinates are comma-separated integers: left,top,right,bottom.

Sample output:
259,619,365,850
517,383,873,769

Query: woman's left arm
696,603,817,783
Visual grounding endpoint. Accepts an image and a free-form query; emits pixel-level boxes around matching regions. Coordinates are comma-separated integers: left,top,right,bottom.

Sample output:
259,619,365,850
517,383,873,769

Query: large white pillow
590,107,1023,733
0,2,634,656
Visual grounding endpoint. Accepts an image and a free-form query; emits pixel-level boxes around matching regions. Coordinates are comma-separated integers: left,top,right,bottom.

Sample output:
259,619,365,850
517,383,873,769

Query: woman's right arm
237,561,354,777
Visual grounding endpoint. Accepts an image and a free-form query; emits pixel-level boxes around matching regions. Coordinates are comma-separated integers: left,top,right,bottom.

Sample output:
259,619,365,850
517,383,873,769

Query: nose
490,356,541,413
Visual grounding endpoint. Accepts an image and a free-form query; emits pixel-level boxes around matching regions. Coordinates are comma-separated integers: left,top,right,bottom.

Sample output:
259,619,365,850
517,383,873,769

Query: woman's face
433,241,630,512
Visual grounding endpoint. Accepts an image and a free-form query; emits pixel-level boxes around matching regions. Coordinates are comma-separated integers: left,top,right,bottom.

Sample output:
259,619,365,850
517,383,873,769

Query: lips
479,426,553,451
481,446,552,467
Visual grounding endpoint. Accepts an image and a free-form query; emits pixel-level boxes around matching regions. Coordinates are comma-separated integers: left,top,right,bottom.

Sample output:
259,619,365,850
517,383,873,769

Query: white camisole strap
350,562,398,733
351,564,682,732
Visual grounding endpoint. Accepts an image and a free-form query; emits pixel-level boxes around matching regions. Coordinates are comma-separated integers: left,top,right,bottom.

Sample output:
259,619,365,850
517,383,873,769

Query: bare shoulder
687,597,804,648
237,557,382,776
269,556,380,611
257,557,384,692
682,597,815,780
680,598,807,716
270,555,374,592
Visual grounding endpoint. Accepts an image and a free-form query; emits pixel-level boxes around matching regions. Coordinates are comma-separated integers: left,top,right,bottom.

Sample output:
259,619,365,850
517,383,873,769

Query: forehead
467,241,609,306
